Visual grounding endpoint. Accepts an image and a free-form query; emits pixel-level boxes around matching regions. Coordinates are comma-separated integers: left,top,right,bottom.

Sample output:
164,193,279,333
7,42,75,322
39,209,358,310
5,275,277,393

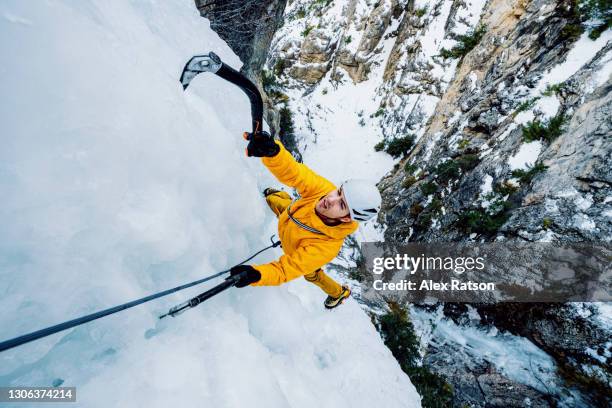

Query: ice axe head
180,52,222,90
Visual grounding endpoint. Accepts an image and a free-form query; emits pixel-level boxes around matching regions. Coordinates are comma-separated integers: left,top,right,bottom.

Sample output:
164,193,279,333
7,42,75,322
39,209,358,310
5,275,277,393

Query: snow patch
480,175,493,195
574,193,593,211
572,213,596,232
479,174,493,208
478,144,492,158
589,50,612,91
448,110,461,126
468,71,478,91
498,123,517,141
422,132,443,162
593,303,612,329
451,0,487,36
507,141,542,170
534,95,560,119
534,29,612,94
514,109,535,125
420,1,454,67
554,187,579,198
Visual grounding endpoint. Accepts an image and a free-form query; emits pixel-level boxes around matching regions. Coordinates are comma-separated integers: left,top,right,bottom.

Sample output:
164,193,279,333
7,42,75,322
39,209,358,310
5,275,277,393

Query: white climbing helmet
341,179,382,222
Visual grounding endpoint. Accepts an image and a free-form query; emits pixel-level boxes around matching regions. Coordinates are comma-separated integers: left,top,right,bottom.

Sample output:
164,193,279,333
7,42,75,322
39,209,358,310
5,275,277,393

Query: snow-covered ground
0,1,421,407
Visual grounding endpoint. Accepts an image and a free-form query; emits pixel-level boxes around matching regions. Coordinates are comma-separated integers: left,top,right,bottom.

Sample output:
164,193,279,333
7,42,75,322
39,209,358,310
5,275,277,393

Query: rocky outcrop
375,0,612,404
195,0,300,157
505,75,611,241
425,344,555,407
268,0,404,85
340,0,397,82
289,29,334,83
195,0,287,79
477,302,612,405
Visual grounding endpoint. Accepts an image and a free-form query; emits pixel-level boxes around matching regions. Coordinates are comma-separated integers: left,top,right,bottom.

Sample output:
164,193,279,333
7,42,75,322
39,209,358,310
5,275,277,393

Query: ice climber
229,131,382,309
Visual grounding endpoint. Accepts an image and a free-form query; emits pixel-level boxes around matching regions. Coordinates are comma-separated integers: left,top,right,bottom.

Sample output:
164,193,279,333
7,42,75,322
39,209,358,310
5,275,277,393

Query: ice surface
0,1,420,407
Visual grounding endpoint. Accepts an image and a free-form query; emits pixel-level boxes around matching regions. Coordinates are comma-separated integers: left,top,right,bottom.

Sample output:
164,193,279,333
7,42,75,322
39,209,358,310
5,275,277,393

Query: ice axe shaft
159,275,240,319
180,52,263,133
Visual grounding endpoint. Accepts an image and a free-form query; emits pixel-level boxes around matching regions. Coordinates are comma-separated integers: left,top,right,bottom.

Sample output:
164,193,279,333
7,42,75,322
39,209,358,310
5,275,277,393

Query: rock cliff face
194,0,287,79
194,0,296,154
201,0,611,406
380,0,611,245
376,1,612,402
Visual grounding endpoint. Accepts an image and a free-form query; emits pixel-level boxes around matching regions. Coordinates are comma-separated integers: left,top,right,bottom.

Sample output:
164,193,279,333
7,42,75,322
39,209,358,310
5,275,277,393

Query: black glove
229,265,261,288
243,130,280,157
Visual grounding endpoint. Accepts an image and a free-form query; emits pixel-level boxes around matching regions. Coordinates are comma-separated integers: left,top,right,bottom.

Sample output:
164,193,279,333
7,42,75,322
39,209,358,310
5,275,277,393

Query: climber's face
316,187,352,222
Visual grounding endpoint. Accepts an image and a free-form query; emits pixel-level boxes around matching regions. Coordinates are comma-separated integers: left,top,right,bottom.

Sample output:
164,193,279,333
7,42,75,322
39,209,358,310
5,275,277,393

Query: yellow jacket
252,141,358,286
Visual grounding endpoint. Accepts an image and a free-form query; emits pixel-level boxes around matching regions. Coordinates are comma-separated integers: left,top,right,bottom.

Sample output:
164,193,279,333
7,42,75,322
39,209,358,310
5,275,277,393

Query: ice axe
180,52,263,134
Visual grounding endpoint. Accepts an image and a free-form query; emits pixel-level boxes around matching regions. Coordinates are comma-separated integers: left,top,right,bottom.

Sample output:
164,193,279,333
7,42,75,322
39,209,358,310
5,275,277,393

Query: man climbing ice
230,131,382,309
179,51,380,309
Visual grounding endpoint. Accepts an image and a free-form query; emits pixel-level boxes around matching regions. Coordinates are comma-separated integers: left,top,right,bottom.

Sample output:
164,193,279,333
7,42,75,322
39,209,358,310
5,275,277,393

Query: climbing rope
0,237,281,353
